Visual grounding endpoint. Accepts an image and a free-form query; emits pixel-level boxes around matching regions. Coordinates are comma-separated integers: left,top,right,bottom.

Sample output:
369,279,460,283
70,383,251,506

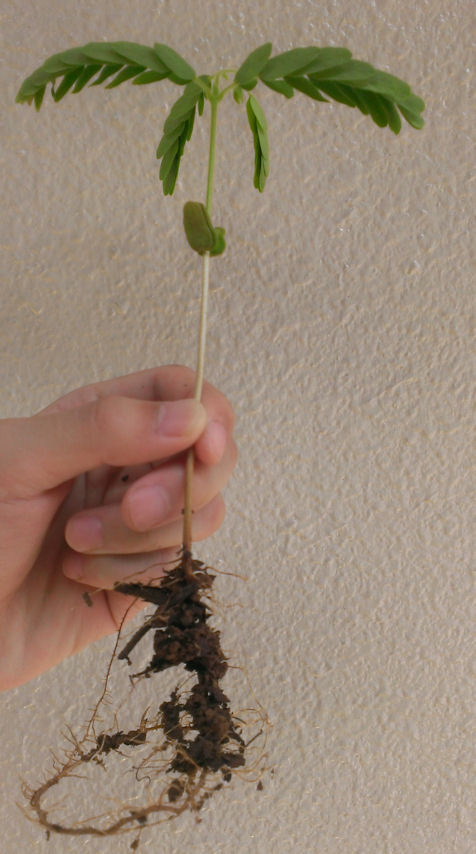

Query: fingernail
205,421,227,462
67,516,103,551
157,400,205,437
63,552,84,580
128,484,170,530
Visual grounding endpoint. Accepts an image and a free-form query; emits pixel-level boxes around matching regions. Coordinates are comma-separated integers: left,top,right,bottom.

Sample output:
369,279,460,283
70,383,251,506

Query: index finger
40,364,235,466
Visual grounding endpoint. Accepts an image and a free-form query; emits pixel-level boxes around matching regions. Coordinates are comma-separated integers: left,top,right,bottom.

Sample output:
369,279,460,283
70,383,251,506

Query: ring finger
64,439,236,555
62,493,225,588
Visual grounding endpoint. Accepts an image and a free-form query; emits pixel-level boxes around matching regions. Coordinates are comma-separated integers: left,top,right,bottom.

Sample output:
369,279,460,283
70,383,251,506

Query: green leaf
300,47,352,75
162,160,179,195
380,98,402,134
353,90,388,127
105,65,146,88
41,53,75,75
248,94,267,131
109,42,168,72
262,78,294,98
285,75,328,101
52,67,84,102
159,140,179,180
78,43,125,64
314,80,358,107
132,70,169,85
163,82,201,132
156,124,184,158
52,48,90,67
72,64,102,92
153,43,195,82
16,69,55,102
398,104,424,130
261,46,321,79
235,42,272,86
398,92,425,116
246,95,269,192
311,59,375,84
89,63,123,86
185,110,195,141
363,70,411,101
34,85,46,111
233,85,244,104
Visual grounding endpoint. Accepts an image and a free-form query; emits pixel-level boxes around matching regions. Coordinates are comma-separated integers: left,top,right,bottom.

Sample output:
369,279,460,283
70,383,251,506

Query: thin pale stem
182,98,218,559
182,251,210,554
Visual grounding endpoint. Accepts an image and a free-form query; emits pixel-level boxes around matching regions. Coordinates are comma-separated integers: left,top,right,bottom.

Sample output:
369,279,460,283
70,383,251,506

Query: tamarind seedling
16,39,425,847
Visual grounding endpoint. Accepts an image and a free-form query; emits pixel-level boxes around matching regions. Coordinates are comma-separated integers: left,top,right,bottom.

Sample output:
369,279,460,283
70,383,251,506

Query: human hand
0,365,236,691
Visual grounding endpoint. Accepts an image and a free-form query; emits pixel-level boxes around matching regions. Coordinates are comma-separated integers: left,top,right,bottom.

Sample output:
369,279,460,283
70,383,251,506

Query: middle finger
64,439,237,554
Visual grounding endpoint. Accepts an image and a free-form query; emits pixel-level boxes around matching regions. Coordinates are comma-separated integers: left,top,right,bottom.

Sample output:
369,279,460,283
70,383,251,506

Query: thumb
0,396,206,500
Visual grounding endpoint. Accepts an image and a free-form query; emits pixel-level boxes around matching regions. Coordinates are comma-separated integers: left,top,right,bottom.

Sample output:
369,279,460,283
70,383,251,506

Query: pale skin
0,365,237,691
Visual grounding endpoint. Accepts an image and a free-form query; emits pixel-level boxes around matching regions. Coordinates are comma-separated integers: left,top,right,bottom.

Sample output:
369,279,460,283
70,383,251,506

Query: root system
23,550,268,848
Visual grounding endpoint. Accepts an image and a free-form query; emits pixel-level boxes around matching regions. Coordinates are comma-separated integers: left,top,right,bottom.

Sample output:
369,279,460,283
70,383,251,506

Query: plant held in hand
16,40,425,847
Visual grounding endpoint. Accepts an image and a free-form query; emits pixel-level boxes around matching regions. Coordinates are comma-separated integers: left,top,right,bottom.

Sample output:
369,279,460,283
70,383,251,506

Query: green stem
182,97,219,559
206,97,218,214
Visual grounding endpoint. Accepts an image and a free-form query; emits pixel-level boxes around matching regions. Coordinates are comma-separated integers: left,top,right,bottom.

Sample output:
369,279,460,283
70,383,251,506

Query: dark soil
113,550,245,795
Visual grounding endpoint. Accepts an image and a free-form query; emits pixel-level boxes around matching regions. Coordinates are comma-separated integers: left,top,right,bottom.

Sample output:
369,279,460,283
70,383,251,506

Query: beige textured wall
1,1,474,852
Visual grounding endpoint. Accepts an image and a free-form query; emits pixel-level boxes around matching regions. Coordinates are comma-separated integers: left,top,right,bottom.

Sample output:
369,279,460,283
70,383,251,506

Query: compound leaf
258,46,425,134
157,82,201,195
16,40,189,108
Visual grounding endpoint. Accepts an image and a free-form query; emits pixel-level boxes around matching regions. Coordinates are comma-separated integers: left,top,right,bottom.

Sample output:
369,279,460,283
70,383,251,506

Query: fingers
39,364,235,468
62,495,225,588
64,439,237,553
0,397,206,499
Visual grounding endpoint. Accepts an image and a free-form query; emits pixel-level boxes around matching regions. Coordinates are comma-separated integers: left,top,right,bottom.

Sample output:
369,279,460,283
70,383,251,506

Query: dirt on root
113,550,246,793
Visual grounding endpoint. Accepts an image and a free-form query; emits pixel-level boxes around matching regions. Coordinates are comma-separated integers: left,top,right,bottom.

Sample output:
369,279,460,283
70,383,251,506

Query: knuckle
201,379,235,433
90,395,128,447
155,365,195,399
0,419,30,499
92,395,118,433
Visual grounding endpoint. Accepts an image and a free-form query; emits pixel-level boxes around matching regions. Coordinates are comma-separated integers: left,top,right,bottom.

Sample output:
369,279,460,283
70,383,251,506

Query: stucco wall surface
0,1,474,852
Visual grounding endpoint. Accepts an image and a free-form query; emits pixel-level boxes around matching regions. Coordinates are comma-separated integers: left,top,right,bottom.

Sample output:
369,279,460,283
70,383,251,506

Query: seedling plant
16,39,424,848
